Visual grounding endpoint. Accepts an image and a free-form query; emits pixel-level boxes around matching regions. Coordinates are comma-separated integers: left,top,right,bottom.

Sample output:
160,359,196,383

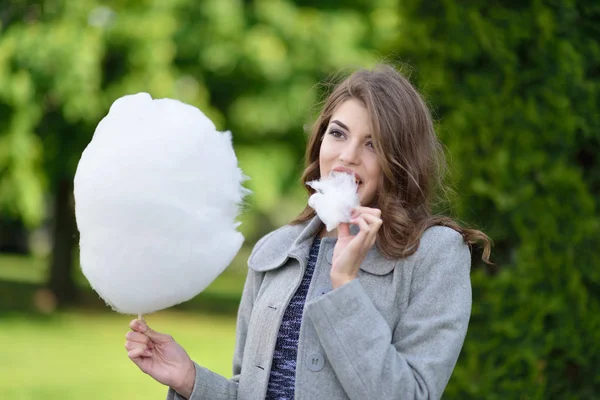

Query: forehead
329,99,371,134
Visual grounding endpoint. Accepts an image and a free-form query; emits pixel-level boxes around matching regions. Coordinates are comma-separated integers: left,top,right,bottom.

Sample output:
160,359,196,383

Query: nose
339,140,361,165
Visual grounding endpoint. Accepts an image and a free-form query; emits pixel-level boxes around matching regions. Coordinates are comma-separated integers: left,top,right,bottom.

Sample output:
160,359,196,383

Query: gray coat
167,216,472,399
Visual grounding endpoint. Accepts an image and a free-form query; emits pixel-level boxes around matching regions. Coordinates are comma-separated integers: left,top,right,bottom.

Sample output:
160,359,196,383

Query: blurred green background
0,0,598,399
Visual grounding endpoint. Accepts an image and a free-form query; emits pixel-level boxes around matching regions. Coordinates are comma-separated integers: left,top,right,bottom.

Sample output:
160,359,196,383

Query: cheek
318,148,326,170
364,156,382,183
319,142,336,170
364,160,382,195
364,181,378,199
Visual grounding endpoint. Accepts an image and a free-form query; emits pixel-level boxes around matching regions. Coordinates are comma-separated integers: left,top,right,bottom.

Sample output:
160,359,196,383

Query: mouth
332,167,362,186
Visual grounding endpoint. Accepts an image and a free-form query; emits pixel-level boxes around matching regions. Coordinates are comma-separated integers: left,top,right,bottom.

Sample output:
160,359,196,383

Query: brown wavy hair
291,64,492,263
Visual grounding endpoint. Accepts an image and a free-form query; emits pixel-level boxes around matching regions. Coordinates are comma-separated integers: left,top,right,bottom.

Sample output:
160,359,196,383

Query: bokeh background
0,1,598,399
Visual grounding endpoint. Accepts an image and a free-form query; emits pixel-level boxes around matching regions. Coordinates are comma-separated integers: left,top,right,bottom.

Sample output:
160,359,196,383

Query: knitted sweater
265,237,322,400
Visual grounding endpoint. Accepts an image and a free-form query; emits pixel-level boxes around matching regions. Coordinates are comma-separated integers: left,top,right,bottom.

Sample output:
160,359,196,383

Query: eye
366,141,375,149
328,128,346,139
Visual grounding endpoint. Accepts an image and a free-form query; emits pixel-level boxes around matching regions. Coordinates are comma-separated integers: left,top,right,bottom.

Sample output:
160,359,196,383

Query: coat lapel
349,224,398,276
247,216,321,272
248,216,397,276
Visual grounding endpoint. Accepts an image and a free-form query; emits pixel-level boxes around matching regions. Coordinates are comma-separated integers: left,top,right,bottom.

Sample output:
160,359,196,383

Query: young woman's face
319,99,382,206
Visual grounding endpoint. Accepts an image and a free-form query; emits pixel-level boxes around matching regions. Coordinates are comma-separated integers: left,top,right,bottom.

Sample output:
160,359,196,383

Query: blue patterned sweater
265,237,321,400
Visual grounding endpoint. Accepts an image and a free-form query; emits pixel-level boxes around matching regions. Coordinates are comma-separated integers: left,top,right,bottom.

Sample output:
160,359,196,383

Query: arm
166,267,258,399
305,228,472,400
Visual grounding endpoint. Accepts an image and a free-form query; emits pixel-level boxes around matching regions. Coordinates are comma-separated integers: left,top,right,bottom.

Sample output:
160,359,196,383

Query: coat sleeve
166,266,260,400
305,228,472,400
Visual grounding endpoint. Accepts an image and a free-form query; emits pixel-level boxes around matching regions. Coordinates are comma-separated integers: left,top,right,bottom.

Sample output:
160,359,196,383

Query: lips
332,166,362,185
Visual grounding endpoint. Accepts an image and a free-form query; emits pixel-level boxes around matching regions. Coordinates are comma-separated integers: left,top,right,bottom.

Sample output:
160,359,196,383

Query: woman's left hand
330,206,383,289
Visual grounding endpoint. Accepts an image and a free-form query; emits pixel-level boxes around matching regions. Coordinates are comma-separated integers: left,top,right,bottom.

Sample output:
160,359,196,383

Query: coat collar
248,216,397,276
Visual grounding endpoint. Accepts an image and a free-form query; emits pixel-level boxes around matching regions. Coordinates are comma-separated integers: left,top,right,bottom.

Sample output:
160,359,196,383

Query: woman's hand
125,319,196,398
331,206,383,289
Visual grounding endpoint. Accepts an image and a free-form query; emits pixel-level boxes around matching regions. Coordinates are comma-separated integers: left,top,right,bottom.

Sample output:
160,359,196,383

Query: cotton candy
307,172,360,231
74,92,249,315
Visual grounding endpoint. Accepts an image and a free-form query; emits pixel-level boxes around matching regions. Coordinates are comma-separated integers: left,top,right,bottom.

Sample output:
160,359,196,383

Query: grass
0,310,237,400
0,253,245,399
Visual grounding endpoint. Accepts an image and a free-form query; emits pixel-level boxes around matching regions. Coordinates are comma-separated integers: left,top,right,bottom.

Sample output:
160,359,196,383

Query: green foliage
0,0,200,225
0,0,393,234
0,0,598,398
392,1,600,398
172,0,392,234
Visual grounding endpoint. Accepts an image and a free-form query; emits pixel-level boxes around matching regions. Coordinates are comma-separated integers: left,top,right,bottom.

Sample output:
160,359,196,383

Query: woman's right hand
126,319,196,398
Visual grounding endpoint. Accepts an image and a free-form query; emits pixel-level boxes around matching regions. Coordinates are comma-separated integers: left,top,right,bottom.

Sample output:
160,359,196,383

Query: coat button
326,248,334,264
306,352,325,372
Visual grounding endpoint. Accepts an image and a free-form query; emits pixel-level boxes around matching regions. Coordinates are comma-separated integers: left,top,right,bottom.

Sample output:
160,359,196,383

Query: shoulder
412,225,471,271
420,225,469,252
404,226,472,308
249,222,306,255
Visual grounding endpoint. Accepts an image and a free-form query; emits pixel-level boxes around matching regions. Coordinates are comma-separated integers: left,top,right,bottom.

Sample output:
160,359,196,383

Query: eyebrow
330,120,371,138
331,120,349,130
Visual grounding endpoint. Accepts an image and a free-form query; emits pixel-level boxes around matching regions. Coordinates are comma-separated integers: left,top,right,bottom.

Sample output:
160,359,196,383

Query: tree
0,0,395,304
389,1,600,397
0,0,206,304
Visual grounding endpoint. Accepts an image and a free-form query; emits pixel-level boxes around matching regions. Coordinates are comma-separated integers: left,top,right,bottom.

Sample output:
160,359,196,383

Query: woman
125,64,492,399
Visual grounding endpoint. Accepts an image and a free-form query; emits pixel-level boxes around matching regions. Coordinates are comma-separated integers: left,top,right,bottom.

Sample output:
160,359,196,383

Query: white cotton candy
307,172,360,231
74,92,249,315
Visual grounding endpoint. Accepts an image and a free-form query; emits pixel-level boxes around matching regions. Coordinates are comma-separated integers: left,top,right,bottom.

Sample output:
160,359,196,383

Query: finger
125,340,148,352
126,331,153,348
351,213,382,230
350,210,381,234
128,347,152,359
145,326,174,344
130,319,173,344
129,319,146,332
356,215,371,234
354,214,382,247
348,215,371,245
337,222,351,237
350,215,371,232
352,206,382,218
359,213,383,229
353,215,382,253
